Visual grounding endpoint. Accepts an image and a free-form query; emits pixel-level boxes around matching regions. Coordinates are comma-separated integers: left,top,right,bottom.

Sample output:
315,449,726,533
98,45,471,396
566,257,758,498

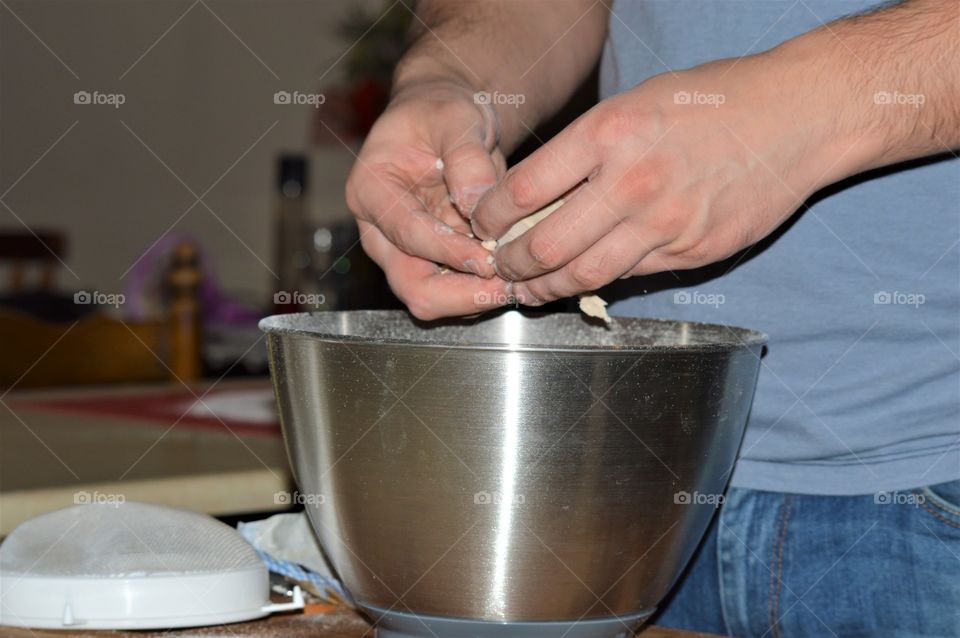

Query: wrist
386,74,503,157
763,34,894,189
392,54,534,153
392,53,474,98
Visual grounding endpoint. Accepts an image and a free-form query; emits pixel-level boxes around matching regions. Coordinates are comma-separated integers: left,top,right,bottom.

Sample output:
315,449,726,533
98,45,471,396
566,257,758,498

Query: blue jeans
653,480,960,637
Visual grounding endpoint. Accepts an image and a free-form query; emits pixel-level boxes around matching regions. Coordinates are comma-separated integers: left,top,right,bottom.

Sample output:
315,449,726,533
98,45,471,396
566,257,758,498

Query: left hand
470,50,872,305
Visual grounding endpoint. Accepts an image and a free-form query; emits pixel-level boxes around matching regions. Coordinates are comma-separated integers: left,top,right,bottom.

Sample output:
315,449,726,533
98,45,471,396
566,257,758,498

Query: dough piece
484,198,612,324
577,294,611,324
498,198,566,244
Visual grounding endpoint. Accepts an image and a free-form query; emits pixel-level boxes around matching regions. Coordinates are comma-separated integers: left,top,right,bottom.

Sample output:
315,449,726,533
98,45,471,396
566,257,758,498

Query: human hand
345,81,514,319
471,52,872,305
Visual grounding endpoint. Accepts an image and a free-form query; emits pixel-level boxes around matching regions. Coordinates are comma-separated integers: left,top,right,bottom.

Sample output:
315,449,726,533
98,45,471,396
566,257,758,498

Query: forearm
394,0,607,151
776,0,959,184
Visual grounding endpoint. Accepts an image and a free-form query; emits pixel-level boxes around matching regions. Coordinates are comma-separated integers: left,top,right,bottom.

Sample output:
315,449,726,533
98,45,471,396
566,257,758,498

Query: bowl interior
259,310,766,351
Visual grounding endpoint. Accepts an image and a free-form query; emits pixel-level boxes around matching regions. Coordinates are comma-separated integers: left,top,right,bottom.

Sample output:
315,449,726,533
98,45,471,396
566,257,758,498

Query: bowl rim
259,310,767,354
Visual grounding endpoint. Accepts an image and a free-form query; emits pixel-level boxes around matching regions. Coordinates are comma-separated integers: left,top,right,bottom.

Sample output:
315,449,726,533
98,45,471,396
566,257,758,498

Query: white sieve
0,501,302,630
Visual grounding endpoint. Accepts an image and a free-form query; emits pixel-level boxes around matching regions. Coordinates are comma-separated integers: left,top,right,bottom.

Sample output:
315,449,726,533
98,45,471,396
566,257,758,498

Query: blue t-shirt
600,0,959,494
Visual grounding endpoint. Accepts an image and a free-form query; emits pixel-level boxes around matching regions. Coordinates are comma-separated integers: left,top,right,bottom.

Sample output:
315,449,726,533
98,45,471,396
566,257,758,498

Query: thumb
440,102,501,218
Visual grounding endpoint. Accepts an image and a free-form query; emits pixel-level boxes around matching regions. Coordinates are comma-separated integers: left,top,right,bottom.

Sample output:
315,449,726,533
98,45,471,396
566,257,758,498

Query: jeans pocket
918,479,960,529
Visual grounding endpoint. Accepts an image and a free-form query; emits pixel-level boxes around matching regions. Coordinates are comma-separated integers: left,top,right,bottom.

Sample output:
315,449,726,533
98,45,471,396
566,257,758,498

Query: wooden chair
0,230,66,293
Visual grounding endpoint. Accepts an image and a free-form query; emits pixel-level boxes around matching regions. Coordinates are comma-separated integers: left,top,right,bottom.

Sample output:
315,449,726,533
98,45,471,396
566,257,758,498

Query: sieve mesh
0,502,263,578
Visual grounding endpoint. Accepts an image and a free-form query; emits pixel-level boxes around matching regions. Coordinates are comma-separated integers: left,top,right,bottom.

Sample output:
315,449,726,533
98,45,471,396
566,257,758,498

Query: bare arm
395,0,609,151
781,0,959,174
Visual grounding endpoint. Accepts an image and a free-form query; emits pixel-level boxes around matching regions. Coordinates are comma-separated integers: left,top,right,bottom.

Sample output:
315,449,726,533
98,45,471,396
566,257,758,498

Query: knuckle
683,241,712,265
358,226,379,257
404,294,439,321
344,172,362,215
391,217,418,253
504,169,540,211
594,107,635,147
616,163,664,201
569,259,607,291
647,202,689,241
669,236,713,266
407,304,436,321
524,281,554,305
526,233,565,271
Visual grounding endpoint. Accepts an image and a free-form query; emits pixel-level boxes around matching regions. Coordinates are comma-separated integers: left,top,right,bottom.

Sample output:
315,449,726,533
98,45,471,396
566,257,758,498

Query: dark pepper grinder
273,154,309,311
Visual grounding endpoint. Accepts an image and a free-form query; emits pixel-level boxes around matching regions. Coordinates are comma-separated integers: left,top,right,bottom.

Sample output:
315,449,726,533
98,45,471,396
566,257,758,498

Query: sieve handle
262,585,305,615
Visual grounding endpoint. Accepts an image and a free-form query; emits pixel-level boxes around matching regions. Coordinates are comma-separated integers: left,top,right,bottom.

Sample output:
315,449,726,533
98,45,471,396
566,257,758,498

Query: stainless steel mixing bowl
261,310,765,633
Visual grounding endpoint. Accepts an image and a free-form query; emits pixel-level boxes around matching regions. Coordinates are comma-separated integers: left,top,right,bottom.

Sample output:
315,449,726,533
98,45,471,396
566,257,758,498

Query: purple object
123,232,262,326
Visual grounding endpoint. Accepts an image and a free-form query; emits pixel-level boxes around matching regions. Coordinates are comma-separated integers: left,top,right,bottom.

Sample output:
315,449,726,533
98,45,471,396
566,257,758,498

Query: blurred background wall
2,0,382,304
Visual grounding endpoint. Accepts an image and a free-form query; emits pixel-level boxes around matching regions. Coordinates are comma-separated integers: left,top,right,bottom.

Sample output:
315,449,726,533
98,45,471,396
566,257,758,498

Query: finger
436,204,473,235
493,177,626,281
354,174,495,277
422,188,473,235
441,140,498,218
621,247,685,277
623,208,744,277
438,100,501,218
471,120,601,240
511,224,658,305
359,221,514,320
405,270,515,320
491,147,507,177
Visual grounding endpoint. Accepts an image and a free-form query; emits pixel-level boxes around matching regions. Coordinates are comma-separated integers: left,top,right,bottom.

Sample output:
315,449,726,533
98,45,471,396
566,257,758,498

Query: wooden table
1,606,719,637
0,380,291,535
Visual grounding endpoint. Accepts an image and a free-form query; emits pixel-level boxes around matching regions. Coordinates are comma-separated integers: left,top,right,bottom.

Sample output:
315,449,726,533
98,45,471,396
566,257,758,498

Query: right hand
345,81,513,320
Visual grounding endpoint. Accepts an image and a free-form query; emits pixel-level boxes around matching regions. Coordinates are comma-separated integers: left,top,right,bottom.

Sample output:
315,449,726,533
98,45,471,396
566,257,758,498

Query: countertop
0,380,291,535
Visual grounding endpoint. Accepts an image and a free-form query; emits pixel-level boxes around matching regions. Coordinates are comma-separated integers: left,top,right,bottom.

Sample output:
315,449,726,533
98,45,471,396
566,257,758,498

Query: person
345,1,959,635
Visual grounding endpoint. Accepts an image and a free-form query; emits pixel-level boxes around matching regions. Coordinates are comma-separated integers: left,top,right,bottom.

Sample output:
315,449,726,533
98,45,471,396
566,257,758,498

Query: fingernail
492,254,517,282
454,184,493,216
463,258,483,276
434,220,455,235
513,283,543,307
